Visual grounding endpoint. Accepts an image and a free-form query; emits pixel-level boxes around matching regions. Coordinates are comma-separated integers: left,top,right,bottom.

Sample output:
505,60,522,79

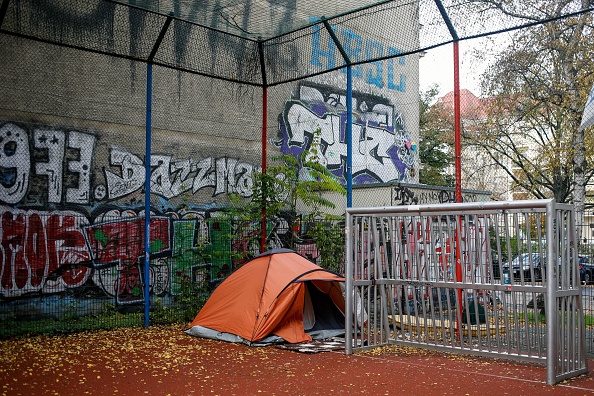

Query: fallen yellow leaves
0,323,591,395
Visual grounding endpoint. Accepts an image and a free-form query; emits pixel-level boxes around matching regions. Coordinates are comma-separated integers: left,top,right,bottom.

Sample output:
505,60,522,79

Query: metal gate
345,199,587,385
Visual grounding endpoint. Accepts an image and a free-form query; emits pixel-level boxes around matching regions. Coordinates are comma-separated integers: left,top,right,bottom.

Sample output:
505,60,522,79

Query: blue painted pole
320,18,352,208
346,65,353,208
144,63,153,327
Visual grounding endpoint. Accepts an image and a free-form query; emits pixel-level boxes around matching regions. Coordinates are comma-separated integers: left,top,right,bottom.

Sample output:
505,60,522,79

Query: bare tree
456,0,594,237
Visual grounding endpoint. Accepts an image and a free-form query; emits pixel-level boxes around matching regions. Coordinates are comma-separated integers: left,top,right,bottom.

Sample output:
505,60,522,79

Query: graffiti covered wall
0,0,420,324
277,82,417,184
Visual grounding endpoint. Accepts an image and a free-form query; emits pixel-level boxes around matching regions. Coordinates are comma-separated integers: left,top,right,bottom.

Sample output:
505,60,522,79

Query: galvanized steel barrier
345,199,587,385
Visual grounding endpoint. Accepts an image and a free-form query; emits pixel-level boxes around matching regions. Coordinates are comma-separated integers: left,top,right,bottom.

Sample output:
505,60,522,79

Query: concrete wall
0,1,421,307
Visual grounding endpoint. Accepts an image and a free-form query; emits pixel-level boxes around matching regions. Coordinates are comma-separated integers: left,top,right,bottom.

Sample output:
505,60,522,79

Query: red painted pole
260,87,268,253
453,42,462,204
453,41,464,340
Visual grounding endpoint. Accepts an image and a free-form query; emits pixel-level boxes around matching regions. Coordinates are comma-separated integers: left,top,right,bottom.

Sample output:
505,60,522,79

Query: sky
419,39,493,99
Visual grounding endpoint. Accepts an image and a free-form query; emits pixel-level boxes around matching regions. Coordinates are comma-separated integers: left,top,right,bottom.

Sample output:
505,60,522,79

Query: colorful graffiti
0,205,319,304
82,214,171,304
277,83,417,184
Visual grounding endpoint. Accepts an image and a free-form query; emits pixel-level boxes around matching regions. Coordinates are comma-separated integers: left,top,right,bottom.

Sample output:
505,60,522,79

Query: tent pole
144,63,153,328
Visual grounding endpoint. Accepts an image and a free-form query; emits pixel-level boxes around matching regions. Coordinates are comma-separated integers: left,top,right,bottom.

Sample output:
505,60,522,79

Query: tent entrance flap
305,282,344,333
303,283,315,331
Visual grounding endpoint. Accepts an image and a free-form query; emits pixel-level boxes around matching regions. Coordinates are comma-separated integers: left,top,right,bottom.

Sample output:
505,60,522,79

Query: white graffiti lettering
234,162,255,197
191,157,214,194
0,124,30,204
34,129,65,203
279,84,416,183
104,148,146,199
0,124,95,205
284,102,400,181
169,159,193,197
104,149,257,200
66,131,95,203
151,155,175,199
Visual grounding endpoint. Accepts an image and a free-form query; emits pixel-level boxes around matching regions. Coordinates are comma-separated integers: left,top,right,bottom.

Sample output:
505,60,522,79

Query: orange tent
185,249,346,345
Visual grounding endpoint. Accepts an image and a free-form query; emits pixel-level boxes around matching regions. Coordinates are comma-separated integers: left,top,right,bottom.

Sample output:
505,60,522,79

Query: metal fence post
144,62,153,328
545,200,558,385
345,211,353,354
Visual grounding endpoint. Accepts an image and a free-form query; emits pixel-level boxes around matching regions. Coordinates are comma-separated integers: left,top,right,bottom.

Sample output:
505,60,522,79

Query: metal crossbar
345,199,587,385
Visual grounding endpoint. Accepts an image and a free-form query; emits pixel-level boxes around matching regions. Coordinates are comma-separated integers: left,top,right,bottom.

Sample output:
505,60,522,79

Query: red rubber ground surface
1,324,593,395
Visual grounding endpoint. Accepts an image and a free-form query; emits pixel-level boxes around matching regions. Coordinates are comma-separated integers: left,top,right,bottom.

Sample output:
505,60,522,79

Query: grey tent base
184,325,345,347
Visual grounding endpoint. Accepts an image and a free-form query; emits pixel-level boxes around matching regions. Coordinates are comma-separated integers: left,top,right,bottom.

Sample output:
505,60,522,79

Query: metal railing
345,199,587,385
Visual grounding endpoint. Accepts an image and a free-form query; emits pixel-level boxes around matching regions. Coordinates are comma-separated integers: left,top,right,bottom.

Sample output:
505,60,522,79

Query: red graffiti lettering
47,214,91,286
1,212,26,290
0,207,91,297
116,263,143,304
26,213,47,288
84,217,171,266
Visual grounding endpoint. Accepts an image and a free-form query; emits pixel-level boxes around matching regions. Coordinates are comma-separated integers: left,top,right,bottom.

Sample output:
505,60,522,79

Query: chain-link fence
578,209,594,355
0,213,343,338
0,0,593,356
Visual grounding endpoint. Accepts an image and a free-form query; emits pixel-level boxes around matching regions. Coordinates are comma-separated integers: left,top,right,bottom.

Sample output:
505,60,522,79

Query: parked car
502,253,544,281
579,256,594,284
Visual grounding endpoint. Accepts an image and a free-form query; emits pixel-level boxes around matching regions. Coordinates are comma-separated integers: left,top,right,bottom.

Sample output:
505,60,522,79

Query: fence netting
1,1,591,85
1,0,594,359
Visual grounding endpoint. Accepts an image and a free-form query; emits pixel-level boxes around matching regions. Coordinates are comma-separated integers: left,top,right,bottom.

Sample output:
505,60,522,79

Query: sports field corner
1,324,593,396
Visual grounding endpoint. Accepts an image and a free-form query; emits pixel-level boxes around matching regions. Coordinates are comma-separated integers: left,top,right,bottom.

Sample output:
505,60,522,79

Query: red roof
436,89,490,119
